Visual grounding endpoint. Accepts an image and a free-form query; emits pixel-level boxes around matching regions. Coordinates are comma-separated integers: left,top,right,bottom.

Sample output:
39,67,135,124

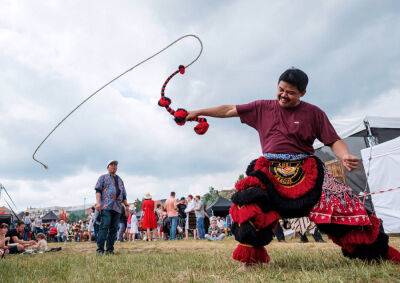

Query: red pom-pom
178,65,185,74
194,120,209,135
158,97,171,107
174,108,188,126
232,244,270,265
235,176,265,192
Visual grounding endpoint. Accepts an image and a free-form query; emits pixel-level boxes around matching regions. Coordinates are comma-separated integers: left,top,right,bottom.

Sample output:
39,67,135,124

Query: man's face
0,225,8,235
276,81,305,108
17,224,25,233
108,163,118,174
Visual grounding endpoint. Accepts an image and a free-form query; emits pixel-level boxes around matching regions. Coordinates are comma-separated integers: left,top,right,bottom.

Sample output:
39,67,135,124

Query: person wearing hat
140,193,157,241
94,160,129,254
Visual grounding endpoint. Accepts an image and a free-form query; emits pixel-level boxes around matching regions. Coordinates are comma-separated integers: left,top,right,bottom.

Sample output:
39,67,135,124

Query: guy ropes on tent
32,34,205,170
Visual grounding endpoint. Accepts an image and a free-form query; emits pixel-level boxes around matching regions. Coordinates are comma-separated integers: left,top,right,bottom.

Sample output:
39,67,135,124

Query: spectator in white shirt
184,195,197,240
56,220,68,242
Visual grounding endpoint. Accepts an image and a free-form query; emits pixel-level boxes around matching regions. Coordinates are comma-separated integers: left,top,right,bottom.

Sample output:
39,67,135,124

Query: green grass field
1,237,399,282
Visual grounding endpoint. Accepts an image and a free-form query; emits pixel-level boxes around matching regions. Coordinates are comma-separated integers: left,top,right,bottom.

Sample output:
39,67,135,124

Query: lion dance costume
230,152,400,265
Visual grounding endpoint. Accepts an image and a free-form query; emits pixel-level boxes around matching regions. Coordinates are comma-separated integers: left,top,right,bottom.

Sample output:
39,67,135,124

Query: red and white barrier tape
359,186,400,197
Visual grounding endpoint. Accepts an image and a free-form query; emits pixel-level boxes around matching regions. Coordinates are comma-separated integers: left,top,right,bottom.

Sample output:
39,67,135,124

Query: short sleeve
95,176,104,193
316,110,341,146
236,101,259,128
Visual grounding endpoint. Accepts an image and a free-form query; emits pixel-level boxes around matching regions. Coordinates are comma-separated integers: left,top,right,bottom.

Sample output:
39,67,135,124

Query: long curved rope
32,34,203,169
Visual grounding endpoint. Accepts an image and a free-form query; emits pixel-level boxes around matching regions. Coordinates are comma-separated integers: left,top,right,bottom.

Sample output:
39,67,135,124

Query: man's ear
300,90,306,97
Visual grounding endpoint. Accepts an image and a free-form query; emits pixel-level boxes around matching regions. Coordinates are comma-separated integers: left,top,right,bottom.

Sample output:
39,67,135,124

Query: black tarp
41,211,58,223
206,197,232,217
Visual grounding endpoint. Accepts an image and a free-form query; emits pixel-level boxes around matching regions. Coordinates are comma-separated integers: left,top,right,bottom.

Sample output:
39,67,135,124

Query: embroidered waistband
263,152,310,161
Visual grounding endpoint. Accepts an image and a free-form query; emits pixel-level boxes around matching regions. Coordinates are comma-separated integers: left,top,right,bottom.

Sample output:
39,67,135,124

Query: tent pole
363,119,379,147
362,118,377,213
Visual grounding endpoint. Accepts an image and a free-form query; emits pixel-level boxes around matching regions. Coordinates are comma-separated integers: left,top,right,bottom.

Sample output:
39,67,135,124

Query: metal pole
363,119,379,147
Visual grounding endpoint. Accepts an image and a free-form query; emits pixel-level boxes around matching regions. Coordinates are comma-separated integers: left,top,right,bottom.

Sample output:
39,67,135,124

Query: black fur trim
341,225,389,261
268,184,322,218
248,170,274,188
231,222,274,247
246,159,257,176
317,223,354,238
231,187,272,213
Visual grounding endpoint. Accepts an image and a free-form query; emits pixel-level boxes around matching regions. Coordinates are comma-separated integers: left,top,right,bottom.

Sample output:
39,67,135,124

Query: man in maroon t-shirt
186,68,400,265
186,68,359,171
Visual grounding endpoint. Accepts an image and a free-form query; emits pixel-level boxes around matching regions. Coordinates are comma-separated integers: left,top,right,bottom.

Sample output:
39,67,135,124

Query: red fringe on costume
387,246,400,264
230,204,263,224
253,211,280,229
330,214,381,248
235,176,265,192
232,244,270,265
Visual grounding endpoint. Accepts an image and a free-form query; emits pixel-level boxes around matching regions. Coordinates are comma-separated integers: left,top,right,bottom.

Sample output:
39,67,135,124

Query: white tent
314,115,400,149
361,136,400,233
313,115,400,227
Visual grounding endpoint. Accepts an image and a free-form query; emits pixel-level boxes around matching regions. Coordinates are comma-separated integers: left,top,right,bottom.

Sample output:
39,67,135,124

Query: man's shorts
7,244,20,254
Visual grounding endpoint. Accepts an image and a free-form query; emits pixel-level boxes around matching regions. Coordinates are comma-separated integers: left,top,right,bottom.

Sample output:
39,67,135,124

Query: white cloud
336,88,400,119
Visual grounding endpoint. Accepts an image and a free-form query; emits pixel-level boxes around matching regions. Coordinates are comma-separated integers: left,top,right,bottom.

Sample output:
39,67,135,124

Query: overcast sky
1,0,400,211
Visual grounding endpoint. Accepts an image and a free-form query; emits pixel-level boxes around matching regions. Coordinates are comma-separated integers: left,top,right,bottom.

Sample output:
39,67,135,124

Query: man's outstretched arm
186,105,238,120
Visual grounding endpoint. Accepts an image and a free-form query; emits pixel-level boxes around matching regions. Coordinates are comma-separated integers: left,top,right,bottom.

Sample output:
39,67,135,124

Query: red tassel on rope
159,64,210,135
232,244,270,265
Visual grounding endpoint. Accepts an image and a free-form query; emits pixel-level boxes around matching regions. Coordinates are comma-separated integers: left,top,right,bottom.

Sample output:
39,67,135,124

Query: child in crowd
31,233,48,252
28,233,62,253
205,217,225,241
129,210,139,241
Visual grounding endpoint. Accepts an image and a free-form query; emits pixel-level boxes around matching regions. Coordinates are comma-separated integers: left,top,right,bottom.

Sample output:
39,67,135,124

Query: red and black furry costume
230,155,400,265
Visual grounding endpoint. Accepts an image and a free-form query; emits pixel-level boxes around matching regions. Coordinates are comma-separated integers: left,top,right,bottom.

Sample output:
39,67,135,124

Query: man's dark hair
17,221,25,227
278,68,308,92
170,191,176,197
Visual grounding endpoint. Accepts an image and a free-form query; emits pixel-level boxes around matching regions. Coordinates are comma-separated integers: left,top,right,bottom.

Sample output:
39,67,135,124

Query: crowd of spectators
114,191,232,242
0,192,233,255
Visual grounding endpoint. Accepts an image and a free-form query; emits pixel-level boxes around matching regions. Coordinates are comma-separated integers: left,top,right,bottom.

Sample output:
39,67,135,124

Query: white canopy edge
313,115,400,149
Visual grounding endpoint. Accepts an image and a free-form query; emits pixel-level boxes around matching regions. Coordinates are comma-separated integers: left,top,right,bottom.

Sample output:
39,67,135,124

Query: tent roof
314,116,400,149
42,211,58,221
208,196,232,209
0,206,11,215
